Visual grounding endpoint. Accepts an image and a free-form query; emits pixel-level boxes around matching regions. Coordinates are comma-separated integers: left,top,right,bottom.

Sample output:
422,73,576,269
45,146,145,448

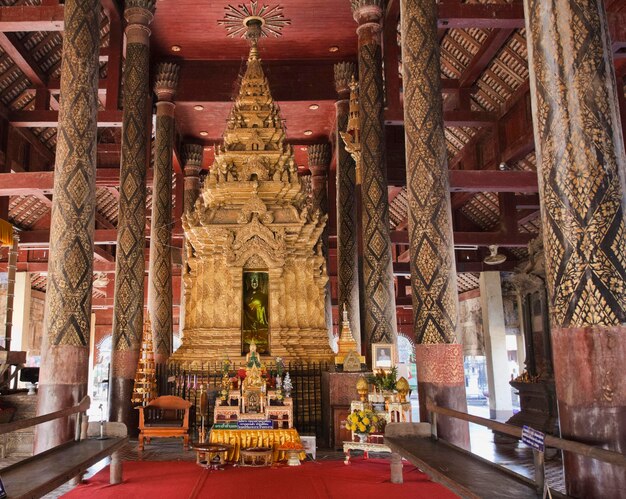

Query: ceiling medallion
218,1,291,41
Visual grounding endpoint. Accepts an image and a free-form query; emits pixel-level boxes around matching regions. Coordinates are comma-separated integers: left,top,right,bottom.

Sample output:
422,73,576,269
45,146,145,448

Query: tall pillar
180,143,204,335
34,0,100,452
351,0,397,357
3,234,18,350
334,61,361,351
148,63,179,366
399,0,469,448
524,1,626,495
109,0,155,427
479,272,513,419
182,144,203,215
12,273,32,354
308,144,334,347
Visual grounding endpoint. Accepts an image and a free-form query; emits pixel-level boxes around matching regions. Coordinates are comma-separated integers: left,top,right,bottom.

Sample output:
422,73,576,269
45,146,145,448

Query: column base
108,376,138,437
553,326,626,499
34,383,86,453
415,344,470,450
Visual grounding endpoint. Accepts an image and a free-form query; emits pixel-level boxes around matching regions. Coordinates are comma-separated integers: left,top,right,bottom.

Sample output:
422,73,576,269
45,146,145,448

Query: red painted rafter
459,29,515,88
437,1,525,30
0,5,64,32
0,32,48,87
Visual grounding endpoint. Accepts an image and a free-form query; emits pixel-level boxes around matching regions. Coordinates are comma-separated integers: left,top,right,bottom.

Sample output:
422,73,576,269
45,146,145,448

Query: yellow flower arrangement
345,409,378,434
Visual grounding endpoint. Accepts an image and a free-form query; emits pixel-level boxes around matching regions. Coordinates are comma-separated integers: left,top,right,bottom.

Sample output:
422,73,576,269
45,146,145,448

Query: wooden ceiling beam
9,109,122,127
0,32,48,87
448,170,538,193
437,1,525,30
385,109,496,127
390,229,533,248
459,29,515,88
0,5,64,32
0,168,145,195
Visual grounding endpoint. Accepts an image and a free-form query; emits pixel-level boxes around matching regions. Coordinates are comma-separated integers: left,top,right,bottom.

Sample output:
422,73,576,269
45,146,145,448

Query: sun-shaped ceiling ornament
218,1,291,46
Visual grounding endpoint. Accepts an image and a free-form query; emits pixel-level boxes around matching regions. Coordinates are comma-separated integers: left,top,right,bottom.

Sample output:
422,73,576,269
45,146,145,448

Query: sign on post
522,425,545,452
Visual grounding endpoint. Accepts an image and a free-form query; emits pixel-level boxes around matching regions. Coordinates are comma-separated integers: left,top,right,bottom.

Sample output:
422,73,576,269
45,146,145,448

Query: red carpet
63,459,459,499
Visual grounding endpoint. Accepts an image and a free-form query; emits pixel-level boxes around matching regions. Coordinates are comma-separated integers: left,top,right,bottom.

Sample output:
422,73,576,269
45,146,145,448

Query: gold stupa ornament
131,314,158,406
335,304,364,371
171,10,333,364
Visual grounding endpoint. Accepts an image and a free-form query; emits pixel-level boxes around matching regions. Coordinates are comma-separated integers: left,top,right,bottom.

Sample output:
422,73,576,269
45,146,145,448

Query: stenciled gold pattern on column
400,0,458,344
308,143,333,341
182,144,204,214
149,63,179,359
352,0,397,345
43,0,100,347
525,0,626,327
334,61,361,345
308,144,331,215
112,0,155,352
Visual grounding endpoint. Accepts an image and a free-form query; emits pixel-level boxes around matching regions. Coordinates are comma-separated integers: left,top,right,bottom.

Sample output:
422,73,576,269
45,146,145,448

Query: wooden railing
0,395,90,441
427,401,626,493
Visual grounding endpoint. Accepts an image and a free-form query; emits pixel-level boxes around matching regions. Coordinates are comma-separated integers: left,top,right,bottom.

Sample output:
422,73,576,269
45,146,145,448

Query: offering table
209,428,305,463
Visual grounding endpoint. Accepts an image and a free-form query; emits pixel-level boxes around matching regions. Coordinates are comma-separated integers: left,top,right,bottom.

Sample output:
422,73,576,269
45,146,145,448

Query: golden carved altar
171,41,333,364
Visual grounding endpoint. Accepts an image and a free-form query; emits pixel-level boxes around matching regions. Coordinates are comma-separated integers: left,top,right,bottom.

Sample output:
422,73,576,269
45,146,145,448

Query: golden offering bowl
356,376,369,402
396,376,410,403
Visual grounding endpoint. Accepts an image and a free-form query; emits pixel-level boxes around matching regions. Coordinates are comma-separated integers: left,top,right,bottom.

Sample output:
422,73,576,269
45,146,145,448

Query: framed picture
372,343,396,371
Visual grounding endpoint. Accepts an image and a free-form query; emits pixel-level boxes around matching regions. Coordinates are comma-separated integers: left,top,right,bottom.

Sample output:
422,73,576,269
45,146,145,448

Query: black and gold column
351,0,397,357
34,0,100,452
182,144,203,215
524,1,626,495
334,61,361,350
308,144,333,343
399,0,469,448
148,63,179,366
109,0,155,427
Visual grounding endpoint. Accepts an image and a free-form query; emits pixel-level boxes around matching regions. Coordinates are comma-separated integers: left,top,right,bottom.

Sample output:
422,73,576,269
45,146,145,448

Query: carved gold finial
154,63,180,102
334,61,357,98
340,76,361,184
308,144,331,168
182,143,203,169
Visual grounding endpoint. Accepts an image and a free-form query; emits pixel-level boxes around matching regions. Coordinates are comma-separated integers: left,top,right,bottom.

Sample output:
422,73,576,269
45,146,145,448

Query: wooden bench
0,396,128,499
384,423,543,499
136,395,192,450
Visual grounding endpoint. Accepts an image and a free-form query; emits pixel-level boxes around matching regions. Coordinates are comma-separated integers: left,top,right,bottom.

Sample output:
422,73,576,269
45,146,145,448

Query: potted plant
366,367,398,392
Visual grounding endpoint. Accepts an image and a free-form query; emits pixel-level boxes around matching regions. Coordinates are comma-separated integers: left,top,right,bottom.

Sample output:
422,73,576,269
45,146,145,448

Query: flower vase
357,433,368,443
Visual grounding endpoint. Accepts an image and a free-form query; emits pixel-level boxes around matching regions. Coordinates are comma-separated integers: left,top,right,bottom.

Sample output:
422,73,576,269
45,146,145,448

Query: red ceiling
175,100,336,143
151,0,358,61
